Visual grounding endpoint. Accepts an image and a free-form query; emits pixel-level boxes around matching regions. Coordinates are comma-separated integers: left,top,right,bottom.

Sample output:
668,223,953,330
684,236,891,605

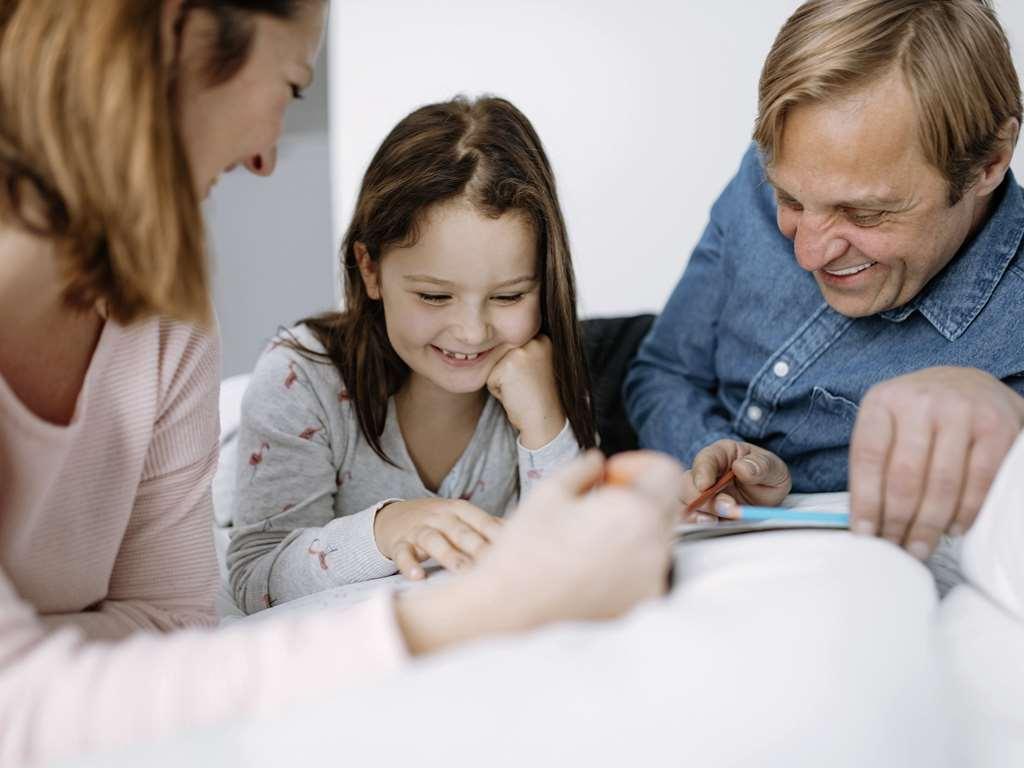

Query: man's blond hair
755,0,1022,204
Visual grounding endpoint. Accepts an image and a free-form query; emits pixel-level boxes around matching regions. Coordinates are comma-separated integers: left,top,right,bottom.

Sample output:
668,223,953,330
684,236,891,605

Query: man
626,0,1024,559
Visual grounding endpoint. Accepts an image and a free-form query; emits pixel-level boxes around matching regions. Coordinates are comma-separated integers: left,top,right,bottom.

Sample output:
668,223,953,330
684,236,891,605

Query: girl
229,96,597,612
0,0,681,763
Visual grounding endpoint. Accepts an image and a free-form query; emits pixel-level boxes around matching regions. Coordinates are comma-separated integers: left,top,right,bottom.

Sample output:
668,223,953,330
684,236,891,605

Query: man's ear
354,242,381,300
161,0,187,69
975,117,1020,198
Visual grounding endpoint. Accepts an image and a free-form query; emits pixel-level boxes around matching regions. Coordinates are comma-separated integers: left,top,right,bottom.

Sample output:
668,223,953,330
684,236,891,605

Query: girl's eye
290,84,305,101
417,293,451,305
492,294,525,304
778,197,803,212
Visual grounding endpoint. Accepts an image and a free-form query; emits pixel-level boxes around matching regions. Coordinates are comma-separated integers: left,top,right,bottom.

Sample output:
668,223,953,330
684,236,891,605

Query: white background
328,0,1024,318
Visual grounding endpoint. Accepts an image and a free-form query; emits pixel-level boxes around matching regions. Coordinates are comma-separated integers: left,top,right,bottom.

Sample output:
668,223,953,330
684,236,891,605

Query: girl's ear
354,242,382,300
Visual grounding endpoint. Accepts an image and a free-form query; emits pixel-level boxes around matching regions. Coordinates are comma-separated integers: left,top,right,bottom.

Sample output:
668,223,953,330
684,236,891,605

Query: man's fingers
393,542,425,580
954,430,1016,536
905,416,969,558
691,441,737,491
879,406,933,545
849,397,894,536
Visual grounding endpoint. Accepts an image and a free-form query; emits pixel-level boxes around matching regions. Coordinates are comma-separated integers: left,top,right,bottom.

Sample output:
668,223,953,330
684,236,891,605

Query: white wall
329,0,1024,319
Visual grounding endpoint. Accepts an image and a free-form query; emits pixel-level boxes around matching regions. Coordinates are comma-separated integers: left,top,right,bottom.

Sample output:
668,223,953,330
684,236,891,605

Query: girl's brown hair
0,0,316,326
295,96,596,461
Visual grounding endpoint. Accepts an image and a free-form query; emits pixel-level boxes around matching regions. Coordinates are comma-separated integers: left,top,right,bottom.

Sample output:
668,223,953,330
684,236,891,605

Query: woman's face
175,2,327,198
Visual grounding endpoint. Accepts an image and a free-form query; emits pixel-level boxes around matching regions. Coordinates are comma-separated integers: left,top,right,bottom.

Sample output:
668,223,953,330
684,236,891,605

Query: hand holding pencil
683,439,792,521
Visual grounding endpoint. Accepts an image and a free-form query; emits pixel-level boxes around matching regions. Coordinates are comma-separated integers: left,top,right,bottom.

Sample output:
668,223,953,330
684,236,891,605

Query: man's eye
417,293,450,305
291,84,305,100
492,294,525,304
845,209,886,228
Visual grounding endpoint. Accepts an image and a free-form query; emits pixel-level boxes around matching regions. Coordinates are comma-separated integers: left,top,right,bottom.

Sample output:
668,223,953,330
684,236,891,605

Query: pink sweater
0,318,407,767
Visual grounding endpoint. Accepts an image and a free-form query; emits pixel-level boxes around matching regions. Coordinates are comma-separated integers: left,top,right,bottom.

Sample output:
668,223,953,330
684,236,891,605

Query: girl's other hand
373,499,503,580
486,335,565,449
683,439,791,519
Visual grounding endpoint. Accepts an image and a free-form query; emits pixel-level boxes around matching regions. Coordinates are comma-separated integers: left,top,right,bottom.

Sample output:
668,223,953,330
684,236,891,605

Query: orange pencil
684,468,736,518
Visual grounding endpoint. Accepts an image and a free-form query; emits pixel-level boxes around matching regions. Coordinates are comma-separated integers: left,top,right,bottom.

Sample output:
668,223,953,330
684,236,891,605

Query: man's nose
244,146,278,178
792,214,850,272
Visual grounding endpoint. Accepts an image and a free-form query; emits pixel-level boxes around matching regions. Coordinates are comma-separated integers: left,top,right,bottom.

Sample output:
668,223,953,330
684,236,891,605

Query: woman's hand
396,450,686,654
684,439,791,519
373,499,503,580
486,335,565,449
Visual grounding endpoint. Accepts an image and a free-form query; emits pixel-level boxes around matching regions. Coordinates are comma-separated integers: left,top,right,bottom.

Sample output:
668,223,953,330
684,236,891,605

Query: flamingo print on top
227,324,580,615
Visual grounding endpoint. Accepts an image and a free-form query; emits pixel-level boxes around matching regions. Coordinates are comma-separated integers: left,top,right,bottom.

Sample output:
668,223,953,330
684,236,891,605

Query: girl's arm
40,321,221,640
228,343,398,614
517,420,581,498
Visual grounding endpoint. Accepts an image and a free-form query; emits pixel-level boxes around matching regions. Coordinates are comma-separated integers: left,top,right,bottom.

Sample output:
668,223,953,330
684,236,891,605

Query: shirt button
747,405,763,422
773,361,790,378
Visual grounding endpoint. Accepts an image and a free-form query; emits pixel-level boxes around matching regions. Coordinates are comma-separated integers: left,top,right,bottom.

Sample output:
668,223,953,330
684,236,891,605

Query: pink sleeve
42,321,221,640
0,567,409,767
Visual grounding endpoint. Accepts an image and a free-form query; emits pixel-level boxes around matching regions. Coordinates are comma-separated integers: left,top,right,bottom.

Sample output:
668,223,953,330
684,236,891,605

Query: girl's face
358,200,543,398
175,2,327,198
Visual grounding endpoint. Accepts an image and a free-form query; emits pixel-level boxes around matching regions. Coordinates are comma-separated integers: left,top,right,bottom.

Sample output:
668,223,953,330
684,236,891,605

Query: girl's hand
683,439,791,519
373,499,503,580
486,335,565,449
396,450,686,654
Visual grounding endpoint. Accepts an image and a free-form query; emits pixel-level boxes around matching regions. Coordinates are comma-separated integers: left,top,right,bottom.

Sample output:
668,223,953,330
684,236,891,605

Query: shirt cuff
325,500,405,581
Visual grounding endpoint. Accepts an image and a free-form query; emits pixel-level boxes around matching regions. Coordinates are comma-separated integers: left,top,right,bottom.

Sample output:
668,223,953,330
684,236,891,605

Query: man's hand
849,367,1024,558
684,439,792,519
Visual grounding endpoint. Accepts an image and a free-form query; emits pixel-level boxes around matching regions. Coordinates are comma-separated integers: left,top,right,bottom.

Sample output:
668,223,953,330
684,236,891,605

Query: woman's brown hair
294,96,596,461
0,0,317,326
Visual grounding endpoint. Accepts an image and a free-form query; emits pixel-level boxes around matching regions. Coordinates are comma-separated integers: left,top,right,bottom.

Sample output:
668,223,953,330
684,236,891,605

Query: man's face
769,70,990,318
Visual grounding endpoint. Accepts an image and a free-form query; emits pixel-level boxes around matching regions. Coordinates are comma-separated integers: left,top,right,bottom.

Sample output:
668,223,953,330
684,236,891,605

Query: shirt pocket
778,386,860,491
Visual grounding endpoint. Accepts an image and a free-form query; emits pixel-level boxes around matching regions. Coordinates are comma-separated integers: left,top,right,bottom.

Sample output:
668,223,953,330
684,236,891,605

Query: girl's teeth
443,349,480,361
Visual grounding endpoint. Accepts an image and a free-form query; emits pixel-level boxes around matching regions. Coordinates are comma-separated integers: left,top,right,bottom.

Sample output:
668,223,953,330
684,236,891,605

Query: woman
0,1,683,765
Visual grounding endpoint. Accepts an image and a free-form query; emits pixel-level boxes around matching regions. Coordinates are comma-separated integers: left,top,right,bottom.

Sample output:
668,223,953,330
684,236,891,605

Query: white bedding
190,374,1021,767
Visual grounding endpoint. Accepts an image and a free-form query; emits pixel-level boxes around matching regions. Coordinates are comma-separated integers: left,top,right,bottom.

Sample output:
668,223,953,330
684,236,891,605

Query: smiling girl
228,97,596,611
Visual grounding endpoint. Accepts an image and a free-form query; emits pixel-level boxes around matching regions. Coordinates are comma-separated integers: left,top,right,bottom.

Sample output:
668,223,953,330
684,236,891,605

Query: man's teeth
825,262,875,277
441,348,482,361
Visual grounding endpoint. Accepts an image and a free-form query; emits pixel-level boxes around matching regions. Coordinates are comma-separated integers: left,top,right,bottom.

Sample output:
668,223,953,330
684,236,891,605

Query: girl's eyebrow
403,274,537,288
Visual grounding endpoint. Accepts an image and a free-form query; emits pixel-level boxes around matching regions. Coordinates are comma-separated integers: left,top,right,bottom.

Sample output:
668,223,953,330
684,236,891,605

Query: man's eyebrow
764,173,905,209
402,274,537,289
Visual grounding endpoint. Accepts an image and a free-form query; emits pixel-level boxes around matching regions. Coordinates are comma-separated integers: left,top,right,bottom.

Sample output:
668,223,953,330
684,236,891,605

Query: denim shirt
625,144,1024,492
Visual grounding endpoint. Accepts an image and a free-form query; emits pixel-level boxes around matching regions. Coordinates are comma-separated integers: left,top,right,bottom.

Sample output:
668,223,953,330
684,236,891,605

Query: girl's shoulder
246,324,350,409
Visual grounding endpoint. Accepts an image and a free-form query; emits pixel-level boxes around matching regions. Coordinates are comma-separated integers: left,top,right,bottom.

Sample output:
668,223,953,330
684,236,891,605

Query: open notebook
675,492,851,542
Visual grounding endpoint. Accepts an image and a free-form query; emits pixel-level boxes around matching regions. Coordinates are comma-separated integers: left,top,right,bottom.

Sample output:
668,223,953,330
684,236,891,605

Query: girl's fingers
454,503,504,542
393,542,425,580
439,519,489,557
415,527,471,573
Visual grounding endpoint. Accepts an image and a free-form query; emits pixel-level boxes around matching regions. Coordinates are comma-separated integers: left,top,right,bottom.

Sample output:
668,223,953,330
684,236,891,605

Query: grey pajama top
227,325,579,614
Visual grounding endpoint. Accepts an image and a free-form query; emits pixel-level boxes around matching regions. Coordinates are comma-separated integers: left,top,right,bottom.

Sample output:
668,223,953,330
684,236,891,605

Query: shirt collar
879,171,1024,341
